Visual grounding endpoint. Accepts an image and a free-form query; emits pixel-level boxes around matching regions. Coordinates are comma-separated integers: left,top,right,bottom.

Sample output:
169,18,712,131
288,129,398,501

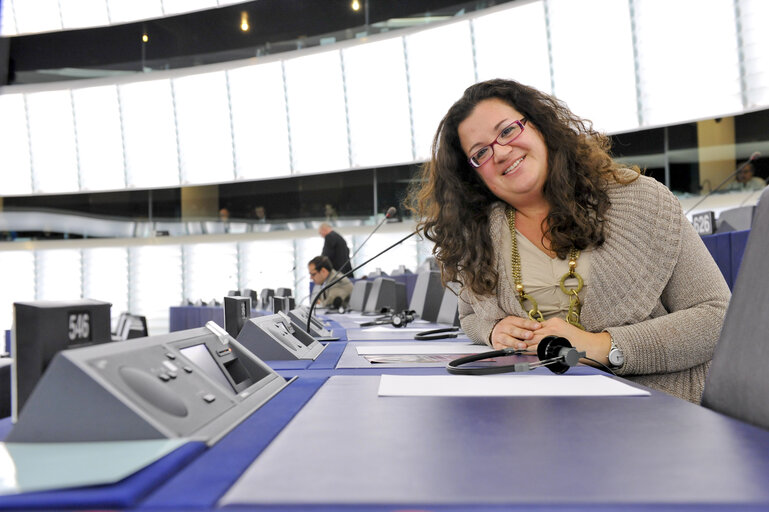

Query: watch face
609,348,624,367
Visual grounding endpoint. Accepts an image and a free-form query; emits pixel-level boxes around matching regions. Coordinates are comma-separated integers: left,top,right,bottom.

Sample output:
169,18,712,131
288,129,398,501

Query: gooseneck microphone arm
306,229,418,333
684,151,761,216
344,206,397,272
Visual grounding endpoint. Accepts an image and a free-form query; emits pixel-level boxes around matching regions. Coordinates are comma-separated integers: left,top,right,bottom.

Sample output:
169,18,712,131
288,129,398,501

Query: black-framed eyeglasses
467,118,528,168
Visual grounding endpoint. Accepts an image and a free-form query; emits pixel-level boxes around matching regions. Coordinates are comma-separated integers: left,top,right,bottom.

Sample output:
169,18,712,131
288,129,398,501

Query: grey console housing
236,312,326,360
7,323,287,445
287,307,334,339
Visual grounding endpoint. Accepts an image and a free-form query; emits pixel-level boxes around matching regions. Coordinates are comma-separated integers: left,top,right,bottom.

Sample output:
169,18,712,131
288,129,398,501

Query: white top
514,230,593,321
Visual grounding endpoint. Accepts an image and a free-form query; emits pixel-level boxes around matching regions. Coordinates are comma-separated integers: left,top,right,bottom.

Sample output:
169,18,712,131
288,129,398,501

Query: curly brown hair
406,79,639,296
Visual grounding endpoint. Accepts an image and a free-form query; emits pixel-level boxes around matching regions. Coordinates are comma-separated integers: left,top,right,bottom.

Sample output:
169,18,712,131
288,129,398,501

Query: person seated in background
308,255,353,308
253,205,267,223
724,162,766,192
407,78,731,403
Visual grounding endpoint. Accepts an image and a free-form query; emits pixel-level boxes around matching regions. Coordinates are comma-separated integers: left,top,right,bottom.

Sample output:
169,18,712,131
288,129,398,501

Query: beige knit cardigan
458,174,732,403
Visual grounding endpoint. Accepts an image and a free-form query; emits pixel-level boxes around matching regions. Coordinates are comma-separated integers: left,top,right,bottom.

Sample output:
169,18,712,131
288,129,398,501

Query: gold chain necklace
506,207,584,329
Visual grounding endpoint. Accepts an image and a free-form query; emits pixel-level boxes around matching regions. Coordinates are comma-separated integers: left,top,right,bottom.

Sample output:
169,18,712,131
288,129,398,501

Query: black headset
360,310,416,328
414,326,462,340
446,336,585,375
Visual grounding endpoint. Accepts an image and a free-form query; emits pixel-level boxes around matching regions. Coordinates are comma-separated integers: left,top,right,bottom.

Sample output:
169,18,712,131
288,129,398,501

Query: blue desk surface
7,294,769,511
218,374,769,510
4,361,769,511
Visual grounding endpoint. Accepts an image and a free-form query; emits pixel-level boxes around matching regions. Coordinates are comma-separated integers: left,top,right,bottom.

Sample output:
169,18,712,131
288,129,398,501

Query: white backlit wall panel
106,0,163,24
119,79,180,188
183,243,239,303
416,234,436,270
12,0,60,34
472,1,551,94
160,0,217,16
129,245,182,335
294,236,325,299
82,247,129,324
59,0,109,30
547,0,638,133
35,249,82,301
343,37,414,166
0,0,17,36
738,0,769,108
284,50,350,174
173,71,235,185
354,232,418,277
406,21,476,161
26,90,80,193
2,0,253,35
634,0,742,127
0,251,36,330
72,85,126,191
0,93,33,195
228,62,291,180
240,240,297,300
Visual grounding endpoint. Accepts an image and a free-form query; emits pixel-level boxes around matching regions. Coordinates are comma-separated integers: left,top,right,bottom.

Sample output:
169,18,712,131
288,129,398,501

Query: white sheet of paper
377,374,651,397
356,343,486,355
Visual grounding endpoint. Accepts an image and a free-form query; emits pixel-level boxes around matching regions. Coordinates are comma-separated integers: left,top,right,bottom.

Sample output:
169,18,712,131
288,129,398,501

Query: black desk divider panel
270,296,293,314
12,299,112,421
236,312,325,360
409,271,444,323
363,277,407,314
241,288,258,304
259,288,275,310
7,322,287,445
702,188,769,430
348,280,372,312
287,307,335,339
224,295,252,338
716,204,755,233
117,314,149,340
113,312,129,337
436,287,460,326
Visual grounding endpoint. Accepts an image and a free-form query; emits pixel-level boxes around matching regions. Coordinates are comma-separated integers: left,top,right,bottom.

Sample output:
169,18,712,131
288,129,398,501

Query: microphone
685,151,761,216
344,206,398,273
306,229,419,332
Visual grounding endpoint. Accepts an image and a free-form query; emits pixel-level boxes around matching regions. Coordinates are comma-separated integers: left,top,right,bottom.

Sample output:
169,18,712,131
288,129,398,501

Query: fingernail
533,323,541,329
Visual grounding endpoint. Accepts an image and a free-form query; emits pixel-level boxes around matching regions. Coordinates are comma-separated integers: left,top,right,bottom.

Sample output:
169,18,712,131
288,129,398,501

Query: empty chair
702,188,769,430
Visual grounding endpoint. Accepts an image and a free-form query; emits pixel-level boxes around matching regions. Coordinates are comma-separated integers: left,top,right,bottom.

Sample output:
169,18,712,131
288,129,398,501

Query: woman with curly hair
407,79,730,403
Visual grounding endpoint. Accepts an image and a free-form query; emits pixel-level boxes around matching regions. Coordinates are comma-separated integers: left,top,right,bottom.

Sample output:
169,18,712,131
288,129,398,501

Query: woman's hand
489,316,542,350
528,317,612,364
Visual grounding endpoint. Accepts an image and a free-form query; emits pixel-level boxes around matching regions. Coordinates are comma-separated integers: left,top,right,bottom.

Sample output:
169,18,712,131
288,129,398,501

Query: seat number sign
68,311,91,342
692,211,715,236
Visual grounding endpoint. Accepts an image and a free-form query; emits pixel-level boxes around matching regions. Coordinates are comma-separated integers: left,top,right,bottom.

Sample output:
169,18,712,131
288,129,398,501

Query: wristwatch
607,332,625,368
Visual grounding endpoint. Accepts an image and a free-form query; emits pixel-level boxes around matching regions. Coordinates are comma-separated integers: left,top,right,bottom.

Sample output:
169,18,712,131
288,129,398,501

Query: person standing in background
319,223,352,276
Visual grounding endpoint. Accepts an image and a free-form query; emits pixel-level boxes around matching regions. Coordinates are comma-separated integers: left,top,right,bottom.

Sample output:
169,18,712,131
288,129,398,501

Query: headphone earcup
537,335,573,374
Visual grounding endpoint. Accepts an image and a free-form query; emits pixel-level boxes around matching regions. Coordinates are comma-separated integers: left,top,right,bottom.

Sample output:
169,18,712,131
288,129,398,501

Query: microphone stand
306,230,419,333
685,152,760,216
343,209,396,274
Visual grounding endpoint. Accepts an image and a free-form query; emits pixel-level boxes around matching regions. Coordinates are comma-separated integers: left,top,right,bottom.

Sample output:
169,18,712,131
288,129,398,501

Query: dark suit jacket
322,230,352,275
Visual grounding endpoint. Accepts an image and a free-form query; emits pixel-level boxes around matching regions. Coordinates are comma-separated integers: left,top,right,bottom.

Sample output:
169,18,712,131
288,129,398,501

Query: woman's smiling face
458,98,549,208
